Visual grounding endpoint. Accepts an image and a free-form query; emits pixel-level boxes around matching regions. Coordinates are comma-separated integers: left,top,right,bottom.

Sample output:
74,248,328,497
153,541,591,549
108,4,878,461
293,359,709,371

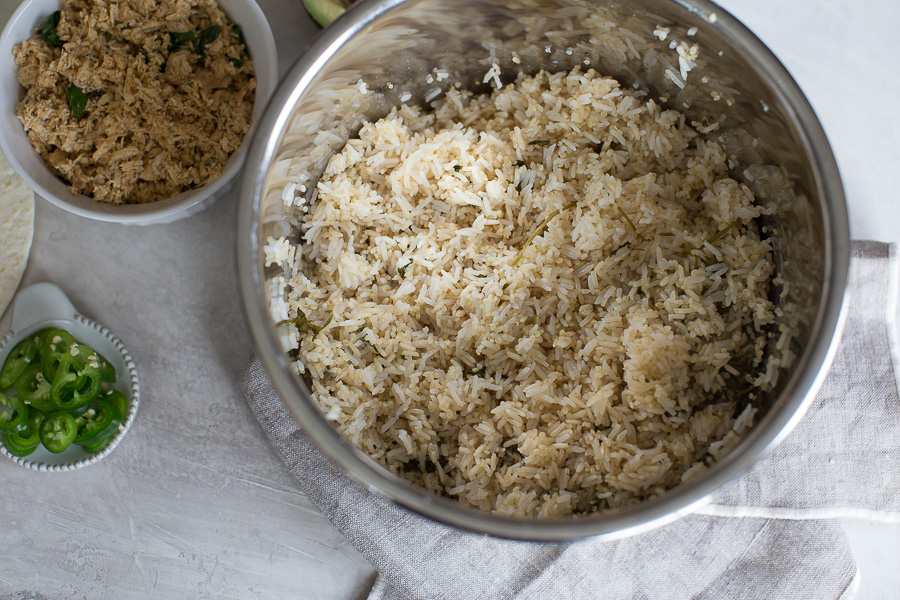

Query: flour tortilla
0,149,34,318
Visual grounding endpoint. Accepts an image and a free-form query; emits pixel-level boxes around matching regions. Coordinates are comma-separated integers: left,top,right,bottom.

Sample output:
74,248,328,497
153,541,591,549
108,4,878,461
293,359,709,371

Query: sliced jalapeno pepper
3,433,38,457
50,344,104,393
74,344,115,385
45,329,77,352
74,398,115,444
79,425,119,453
0,393,27,431
1,327,126,458
0,337,38,389
40,329,78,382
32,327,57,351
15,364,56,412
90,350,117,384
39,411,77,453
8,408,43,449
51,358,102,411
105,390,129,422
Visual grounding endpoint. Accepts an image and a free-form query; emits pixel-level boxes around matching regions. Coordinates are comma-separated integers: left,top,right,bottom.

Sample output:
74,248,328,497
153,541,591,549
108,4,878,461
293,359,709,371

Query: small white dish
0,283,139,470
0,0,278,225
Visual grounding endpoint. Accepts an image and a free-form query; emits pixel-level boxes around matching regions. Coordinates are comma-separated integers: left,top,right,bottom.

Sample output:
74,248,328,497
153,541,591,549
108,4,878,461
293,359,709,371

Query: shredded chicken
13,0,256,204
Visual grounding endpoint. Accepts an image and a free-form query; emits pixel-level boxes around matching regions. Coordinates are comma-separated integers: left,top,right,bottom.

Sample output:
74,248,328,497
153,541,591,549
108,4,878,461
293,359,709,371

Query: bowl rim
0,0,279,225
237,0,850,540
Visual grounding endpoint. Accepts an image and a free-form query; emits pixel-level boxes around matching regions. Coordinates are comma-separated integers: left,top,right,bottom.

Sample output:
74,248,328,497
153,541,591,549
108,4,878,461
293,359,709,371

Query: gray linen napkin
241,240,900,599
702,241,900,521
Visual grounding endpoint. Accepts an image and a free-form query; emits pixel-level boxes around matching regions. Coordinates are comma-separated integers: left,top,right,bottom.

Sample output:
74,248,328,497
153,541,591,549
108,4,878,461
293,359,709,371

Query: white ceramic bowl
0,283,140,471
0,0,278,225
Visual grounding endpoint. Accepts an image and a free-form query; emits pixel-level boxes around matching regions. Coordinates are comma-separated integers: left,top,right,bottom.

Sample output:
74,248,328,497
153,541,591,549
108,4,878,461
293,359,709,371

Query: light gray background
0,0,898,598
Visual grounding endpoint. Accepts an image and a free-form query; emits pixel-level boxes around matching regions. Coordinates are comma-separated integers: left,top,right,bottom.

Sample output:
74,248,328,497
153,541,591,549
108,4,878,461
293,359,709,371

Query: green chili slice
39,411,77,453
512,202,578,266
0,337,38,388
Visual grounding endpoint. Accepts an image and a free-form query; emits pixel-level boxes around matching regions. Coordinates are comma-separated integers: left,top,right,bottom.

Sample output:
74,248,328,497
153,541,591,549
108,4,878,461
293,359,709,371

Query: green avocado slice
303,0,354,27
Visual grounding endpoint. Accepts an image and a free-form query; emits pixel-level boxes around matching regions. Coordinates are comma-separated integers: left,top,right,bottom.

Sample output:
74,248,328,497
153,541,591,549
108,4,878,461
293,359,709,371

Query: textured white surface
0,0,898,598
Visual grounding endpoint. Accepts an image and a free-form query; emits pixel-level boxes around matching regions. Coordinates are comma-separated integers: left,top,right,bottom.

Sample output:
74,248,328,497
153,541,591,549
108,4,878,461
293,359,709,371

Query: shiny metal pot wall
238,0,849,540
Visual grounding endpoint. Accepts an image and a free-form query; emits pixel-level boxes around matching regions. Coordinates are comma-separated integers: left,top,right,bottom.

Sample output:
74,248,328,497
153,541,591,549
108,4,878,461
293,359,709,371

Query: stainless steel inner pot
237,0,849,540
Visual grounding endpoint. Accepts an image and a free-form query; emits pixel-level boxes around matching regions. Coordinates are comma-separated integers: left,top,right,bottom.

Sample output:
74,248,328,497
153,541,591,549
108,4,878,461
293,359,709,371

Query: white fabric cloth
241,240,899,599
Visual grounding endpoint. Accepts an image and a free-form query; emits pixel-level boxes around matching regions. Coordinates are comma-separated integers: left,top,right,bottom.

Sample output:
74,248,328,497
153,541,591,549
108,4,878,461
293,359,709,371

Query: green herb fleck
452,165,462,172
104,32,112,42
609,241,630,257
659,232,675,237
692,249,722,267
512,201,578,266
311,316,332,341
90,169,97,177
356,329,382,356
593,139,621,153
705,224,732,245
64,84,87,119
38,11,63,47
292,310,314,333
398,261,411,279
230,24,246,47
687,224,731,270
528,139,552,147
463,366,488,378
513,160,526,167
229,58,244,68
614,201,637,232
732,382,758,400
196,25,222,56
290,309,331,340
166,30,196,53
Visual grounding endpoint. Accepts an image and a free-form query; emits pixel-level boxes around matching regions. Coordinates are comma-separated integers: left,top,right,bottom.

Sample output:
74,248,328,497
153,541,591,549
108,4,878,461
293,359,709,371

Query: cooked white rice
269,68,780,517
